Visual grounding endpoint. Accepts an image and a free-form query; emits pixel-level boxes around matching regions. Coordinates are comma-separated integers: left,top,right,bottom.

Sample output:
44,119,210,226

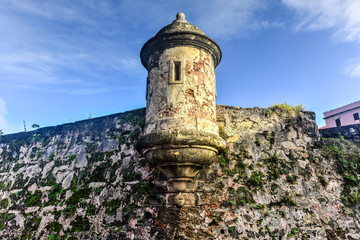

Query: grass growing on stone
267,103,304,116
323,139,360,206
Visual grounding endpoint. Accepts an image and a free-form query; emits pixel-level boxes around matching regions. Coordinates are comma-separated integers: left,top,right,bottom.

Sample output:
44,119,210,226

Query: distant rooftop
324,100,360,114
324,100,360,119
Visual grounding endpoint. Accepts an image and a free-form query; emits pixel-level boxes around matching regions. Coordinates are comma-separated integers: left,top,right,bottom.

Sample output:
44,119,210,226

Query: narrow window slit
174,61,181,81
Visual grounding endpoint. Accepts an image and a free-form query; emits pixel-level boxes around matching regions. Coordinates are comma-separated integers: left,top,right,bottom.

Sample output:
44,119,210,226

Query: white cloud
0,0,142,93
282,0,360,78
0,0,278,95
345,57,360,78
193,0,281,39
282,0,360,43
0,98,22,134
0,98,7,129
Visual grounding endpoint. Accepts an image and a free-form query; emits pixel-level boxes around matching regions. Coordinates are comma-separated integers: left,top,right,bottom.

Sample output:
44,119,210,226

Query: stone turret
137,13,225,192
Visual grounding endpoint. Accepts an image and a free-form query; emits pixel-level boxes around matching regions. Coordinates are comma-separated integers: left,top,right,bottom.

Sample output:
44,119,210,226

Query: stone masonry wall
320,124,360,147
0,105,359,239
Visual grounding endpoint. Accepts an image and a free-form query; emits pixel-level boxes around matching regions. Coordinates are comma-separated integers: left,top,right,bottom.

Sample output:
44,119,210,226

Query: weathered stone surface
0,106,359,239
139,13,225,193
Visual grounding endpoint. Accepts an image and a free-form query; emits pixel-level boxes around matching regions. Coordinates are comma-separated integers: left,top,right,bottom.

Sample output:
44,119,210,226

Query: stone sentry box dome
137,13,225,193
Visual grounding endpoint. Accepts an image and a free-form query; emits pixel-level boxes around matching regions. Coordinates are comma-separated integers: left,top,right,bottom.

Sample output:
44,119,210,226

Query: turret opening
174,61,181,81
169,60,184,84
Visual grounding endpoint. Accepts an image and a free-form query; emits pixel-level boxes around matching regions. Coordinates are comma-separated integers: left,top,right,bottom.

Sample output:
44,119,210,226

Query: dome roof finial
174,12,187,23
176,12,185,20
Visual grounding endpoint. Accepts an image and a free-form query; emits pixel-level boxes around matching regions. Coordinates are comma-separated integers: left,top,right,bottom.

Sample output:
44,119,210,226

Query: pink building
322,100,360,129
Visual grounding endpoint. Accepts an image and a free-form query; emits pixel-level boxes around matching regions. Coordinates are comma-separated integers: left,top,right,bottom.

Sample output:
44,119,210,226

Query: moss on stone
20,233,32,240
69,216,90,232
86,204,96,216
90,162,110,182
286,175,297,184
0,212,15,230
322,139,360,206
255,138,261,146
10,190,22,203
12,173,27,189
62,204,77,217
133,181,149,198
88,151,104,164
236,187,255,206
121,167,141,182
13,163,25,172
48,234,59,240
271,192,297,207
67,236,79,240
218,155,227,165
0,198,9,209
317,175,328,187
246,171,264,189
66,187,91,205
48,152,55,161
46,221,63,232
46,184,63,205
69,154,77,161
119,110,145,127
103,199,121,215
118,135,126,145
85,142,97,154
104,198,121,215
264,153,286,181
24,215,42,232
39,173,57,187
129,127,141,141
25,190,42,207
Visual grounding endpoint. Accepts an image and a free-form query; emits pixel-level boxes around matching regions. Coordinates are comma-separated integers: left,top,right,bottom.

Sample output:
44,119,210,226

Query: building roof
140,12,222,71
324,100,360,119
155,12,205,37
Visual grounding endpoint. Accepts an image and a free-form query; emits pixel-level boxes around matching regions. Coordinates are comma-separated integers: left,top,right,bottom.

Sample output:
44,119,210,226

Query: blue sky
1,0,360,133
